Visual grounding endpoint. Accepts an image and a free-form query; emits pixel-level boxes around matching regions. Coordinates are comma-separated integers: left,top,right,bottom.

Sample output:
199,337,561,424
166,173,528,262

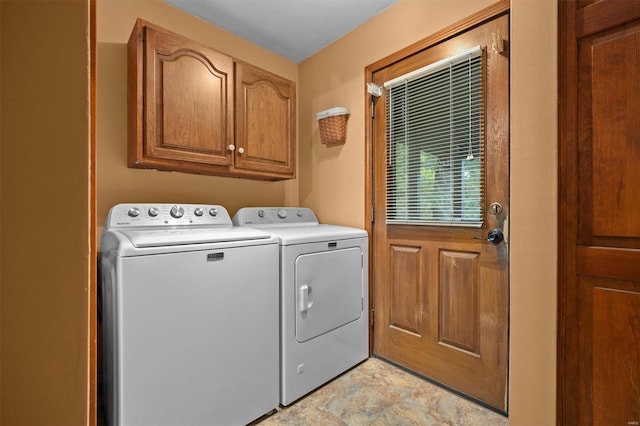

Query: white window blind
384,46,485,226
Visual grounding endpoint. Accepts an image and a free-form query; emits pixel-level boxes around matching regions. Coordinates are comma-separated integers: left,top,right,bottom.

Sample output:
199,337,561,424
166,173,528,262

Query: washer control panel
106,204,231,228
233,207,318,226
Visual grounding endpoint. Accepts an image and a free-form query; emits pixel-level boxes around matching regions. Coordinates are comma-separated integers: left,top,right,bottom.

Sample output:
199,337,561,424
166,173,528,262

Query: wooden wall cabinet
127,19,296,180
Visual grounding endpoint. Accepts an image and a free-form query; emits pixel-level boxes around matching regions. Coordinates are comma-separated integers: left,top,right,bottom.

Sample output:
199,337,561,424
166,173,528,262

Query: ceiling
163,0,398,63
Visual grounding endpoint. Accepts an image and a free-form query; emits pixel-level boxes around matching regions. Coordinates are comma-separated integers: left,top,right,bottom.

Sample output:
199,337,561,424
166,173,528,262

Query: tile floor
99,356,508,425
257,357,509,426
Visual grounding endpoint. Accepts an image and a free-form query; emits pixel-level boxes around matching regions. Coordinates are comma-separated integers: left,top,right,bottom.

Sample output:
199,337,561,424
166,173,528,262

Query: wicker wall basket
317,107,350,145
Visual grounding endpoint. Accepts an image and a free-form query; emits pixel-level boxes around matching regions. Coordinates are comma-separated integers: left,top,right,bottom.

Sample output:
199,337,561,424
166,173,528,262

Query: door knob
474,229,504,245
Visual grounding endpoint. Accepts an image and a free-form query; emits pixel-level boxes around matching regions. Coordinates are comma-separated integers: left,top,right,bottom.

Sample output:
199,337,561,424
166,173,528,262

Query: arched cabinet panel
235,61,296,178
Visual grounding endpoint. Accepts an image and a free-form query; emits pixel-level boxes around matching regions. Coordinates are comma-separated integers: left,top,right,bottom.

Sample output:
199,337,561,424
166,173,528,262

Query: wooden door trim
364,0,510,355
90,0,97,424
576,0,640,38
365,0,510,73
557,0,576,423
576,247,640,282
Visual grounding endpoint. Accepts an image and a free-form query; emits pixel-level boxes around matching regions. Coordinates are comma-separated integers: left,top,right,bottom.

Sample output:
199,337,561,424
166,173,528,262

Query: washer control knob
258,210,265,218
277,209,287,219
194,208,204,217
170,205,185,219
128,207,140,218
148,207,159,217
297,210,304,217
209,208,218,217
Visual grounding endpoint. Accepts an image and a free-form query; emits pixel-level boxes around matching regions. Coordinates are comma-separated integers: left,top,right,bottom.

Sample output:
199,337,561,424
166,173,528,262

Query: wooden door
234,61,296,178
559,1,640,424
368,5,510,412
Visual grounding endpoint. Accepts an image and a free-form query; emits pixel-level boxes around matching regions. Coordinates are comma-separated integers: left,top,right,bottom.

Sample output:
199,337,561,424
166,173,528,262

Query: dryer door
295,247,364,342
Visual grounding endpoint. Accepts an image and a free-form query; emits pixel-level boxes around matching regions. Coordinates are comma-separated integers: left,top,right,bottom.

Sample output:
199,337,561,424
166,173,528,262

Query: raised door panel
389,245,422,336
577,11,640,247
128,20,234,174
592,287,640,426
439,250,480,355
575,275,640,425
590,30,640,238
235,62,296,178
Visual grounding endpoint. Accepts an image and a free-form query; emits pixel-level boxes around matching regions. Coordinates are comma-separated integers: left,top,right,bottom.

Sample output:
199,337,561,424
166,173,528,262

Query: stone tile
258,358,509,426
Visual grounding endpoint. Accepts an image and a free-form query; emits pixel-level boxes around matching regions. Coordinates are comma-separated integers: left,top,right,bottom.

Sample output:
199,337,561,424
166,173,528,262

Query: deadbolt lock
489,202,503,216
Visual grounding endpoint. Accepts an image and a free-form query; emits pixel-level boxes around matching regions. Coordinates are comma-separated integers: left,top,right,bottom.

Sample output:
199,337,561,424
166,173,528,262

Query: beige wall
299,0,558,424
96,0,299,234
509,0,557,423
0,1,91,424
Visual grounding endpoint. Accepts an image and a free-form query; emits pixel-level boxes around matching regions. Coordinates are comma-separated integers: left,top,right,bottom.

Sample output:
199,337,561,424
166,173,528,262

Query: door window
385,47,485,227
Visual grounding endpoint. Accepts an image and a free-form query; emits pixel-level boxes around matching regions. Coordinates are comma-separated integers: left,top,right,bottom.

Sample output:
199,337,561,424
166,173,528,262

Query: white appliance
233,207,368,406
100,203,279,426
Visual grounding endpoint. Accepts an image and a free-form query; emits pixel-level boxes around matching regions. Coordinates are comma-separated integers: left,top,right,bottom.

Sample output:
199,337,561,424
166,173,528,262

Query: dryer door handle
299,284,314,313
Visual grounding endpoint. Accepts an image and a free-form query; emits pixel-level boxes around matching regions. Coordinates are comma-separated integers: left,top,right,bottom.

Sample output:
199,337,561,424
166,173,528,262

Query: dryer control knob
209,208,218,217
148,207,159,217
297,210,304,217
128,207,140,218
194,208,204,217
258,210,265,218
277,209,287,219
170,205,185,219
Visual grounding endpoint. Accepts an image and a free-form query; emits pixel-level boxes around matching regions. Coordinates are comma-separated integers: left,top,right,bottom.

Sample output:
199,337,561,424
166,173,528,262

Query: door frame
90,0,97,424
364,0,511,355
557,2,574,422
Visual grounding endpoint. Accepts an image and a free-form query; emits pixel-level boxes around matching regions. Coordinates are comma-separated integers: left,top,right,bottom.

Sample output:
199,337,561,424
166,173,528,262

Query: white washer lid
118,227,271,248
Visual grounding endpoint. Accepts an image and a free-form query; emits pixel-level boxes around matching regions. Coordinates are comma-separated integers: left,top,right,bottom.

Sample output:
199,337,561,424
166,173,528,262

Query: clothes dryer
233,207,368,405
101,203,279,426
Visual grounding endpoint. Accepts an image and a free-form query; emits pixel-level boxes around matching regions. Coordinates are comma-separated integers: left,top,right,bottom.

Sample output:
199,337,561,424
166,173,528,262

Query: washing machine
100,203,279,426
233,207,368,406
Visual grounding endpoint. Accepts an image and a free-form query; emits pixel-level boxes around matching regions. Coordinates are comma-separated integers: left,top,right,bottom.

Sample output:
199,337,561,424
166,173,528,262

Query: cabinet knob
237,147,245,154
228,144,235,151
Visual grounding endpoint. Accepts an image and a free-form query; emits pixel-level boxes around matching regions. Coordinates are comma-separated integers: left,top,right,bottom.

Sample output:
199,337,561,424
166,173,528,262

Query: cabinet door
128,20,234,171
235,62,296,178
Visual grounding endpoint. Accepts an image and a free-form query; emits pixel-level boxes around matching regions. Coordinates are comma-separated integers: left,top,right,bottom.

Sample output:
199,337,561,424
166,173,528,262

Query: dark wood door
369,7,510,412
559,0,640,424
